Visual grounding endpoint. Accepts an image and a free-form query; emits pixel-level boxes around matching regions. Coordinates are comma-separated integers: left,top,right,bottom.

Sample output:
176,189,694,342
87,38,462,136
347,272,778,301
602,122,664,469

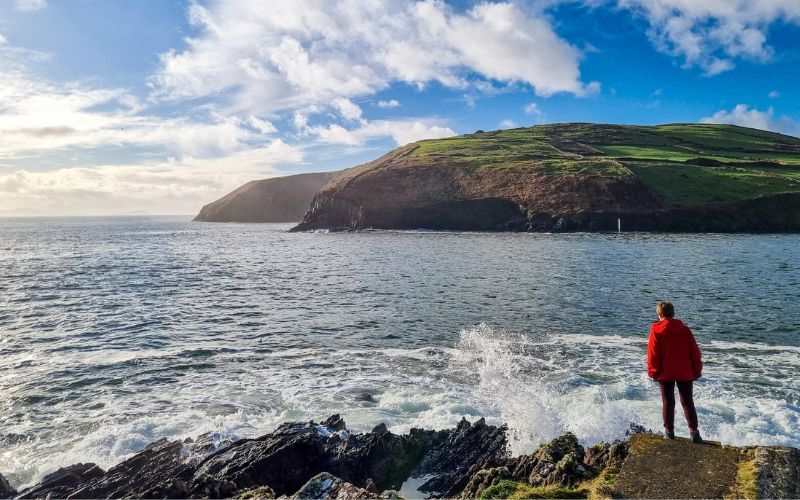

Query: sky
1,0,799,216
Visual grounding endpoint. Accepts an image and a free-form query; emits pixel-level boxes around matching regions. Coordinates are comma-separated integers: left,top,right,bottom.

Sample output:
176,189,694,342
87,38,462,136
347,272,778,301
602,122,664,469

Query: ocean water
1,217,799,488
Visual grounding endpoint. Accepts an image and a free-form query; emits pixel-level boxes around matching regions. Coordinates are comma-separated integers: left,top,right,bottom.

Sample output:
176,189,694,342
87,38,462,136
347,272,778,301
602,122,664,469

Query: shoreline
3,415,798,499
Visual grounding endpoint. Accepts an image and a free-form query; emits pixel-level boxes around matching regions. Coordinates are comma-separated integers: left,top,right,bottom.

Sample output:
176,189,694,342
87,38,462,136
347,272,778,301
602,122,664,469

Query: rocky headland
2,415,797,499
289,123,800,232
194,172,338,223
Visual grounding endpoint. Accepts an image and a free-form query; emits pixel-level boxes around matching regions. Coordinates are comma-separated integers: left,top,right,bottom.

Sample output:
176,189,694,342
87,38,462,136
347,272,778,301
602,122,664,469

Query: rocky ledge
1,416,798,499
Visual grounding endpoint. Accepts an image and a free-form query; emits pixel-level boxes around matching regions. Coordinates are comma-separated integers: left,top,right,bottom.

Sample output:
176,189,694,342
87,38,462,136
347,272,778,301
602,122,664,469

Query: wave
446,324,800,455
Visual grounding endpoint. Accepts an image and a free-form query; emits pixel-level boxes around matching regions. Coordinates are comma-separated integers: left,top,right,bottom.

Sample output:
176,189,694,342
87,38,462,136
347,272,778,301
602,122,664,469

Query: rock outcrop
0,473,16,499
9,416,800,499
194,172,338,223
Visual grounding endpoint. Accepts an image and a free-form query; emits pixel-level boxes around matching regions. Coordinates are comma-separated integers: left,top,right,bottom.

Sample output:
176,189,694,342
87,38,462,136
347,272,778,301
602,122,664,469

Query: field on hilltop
405,123,800,206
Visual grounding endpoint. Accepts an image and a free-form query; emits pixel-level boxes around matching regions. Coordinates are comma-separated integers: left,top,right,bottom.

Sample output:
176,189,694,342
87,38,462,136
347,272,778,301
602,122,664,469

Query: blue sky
1,0,799,215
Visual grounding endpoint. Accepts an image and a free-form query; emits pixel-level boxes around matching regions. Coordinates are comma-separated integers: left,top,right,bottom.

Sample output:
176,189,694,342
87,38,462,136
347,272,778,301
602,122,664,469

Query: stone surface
755,446,800,499
192,415,443,496
459,466,512,499
413,417,509,498
68,439,192,499
613,433,739,499
502,432,590,488
16,463,105,499
0,473,16,499
12,418,800,499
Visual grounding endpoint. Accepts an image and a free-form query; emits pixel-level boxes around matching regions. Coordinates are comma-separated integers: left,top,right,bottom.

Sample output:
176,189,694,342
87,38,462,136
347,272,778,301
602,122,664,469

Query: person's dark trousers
659,380,699,434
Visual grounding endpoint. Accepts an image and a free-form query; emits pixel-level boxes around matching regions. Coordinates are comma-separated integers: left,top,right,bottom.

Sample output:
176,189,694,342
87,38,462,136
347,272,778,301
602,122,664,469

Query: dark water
1,217,799,488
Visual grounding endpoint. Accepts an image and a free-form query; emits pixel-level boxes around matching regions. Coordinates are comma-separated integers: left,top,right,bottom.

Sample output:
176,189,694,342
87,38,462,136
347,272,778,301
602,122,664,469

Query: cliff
194,172,338,223
291,123,800,232
3,416,797,499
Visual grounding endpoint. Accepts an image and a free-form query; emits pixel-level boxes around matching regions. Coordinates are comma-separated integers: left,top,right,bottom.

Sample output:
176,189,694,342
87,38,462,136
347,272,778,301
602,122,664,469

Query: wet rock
0,473,16,499
625,422,650,436
237,485,276,499
504,433,588,488
187,474,240,499
16,463,104,499
290,473,402,500
192,415,443,496
67,438,193,499
191,421,327,496
183,433,236,467
413,417,509,498
459,466,512,499
291,472,373,500
755,446,800,499
582,440,628,473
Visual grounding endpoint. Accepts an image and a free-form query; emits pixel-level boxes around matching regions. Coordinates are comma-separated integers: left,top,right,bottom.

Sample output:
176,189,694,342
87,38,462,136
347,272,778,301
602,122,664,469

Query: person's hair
657,301,675,318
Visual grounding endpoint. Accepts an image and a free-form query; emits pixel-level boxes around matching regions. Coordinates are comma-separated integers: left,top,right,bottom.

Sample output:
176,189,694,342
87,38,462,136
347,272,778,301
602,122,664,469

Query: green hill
292,123,800,232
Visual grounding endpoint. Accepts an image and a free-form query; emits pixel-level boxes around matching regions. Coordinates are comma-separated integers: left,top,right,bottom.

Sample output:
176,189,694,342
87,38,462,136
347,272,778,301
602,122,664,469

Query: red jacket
647,318,702,382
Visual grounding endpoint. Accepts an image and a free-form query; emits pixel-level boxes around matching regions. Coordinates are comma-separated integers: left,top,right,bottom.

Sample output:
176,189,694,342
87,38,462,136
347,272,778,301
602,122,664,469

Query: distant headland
195,123,800,232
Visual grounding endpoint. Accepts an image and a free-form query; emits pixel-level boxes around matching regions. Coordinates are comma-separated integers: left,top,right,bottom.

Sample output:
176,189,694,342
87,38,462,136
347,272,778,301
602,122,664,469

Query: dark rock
582,440,628,474
503,433,588,488
290,473,401,500
625,422,650,436
459,466,512,499
755,446,800,499
192,421,327,496
326,426,444,491
187,474,240,499
192,416,444,496
0,473,16,499
66,438,193,499
321,414,347,432
16,463,104,499
290,472,373,499
237,485,276,499
413,417,509,498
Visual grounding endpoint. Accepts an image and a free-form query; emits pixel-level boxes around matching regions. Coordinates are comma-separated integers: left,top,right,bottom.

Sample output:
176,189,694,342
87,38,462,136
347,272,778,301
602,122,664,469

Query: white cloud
700,104,800,137
498,119,519,129
248,116,277,134
616,0,800,75
310,119,456,147
14,0,47,11
0,140,303,216
151,0,595,113
768,90,780,99
377,99,400,109
524,103,542,115
331,97,364,122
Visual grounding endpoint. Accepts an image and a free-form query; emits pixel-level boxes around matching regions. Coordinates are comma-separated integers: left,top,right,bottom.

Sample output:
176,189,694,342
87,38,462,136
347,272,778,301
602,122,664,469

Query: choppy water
1,217,799,488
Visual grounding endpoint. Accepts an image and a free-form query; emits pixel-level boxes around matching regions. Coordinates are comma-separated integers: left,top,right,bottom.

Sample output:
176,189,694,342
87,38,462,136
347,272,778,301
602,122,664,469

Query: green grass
404,124,800,206
626,162,800,205
595,145,701,161
480,481,587,500
652,124,800,150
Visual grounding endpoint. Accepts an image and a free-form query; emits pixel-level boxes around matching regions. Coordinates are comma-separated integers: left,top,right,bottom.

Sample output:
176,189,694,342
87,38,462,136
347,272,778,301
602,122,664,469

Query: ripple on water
0,218,799,489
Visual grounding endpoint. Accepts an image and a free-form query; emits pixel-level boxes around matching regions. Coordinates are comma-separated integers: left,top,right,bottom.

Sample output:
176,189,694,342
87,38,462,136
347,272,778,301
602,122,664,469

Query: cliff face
194,172,338,223
291,123,800,232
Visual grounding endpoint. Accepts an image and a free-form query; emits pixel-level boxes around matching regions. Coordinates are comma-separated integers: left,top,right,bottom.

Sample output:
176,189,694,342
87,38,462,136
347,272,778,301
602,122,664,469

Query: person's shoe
691,431,703,444
664,430,675,440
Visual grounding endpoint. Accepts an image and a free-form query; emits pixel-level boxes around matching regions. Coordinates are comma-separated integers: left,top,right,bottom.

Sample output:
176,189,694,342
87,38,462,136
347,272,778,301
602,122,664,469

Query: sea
1,216,799,488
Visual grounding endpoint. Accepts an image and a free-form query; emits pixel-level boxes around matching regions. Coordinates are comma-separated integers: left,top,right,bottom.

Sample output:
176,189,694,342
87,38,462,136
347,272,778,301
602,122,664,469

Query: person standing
647,301,703,443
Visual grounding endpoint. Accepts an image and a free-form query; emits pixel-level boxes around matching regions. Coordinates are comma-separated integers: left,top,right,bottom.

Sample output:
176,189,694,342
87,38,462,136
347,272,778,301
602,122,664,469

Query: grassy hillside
409,123,800,206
